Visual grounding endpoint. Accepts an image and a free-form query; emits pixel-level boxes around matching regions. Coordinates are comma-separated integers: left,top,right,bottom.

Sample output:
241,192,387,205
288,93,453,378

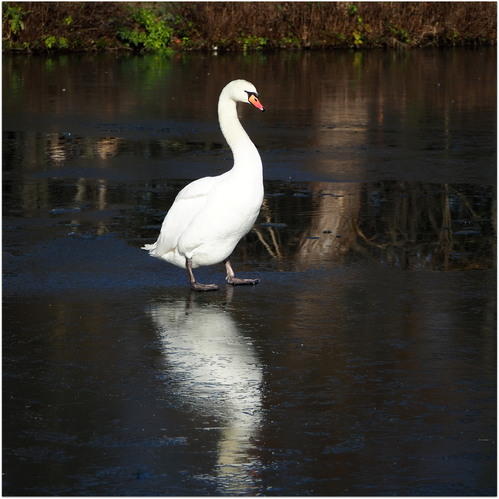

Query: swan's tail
142,243,157,254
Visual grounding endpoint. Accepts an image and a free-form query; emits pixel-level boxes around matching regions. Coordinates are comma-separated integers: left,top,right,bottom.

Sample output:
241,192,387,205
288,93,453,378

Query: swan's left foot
226,276,260,286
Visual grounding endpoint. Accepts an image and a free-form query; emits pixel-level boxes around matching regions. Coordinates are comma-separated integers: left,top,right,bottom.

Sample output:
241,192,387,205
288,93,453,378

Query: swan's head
224,79,265,112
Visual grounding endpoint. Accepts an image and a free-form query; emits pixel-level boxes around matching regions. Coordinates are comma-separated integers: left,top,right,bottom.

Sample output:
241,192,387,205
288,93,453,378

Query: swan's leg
224,258,260,286
186,258,219,291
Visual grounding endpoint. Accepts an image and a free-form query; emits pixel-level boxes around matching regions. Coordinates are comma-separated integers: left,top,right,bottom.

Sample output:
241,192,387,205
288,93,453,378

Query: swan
142,79,265,291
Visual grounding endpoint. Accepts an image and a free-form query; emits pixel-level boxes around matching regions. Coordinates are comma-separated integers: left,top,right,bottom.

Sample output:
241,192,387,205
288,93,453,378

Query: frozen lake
3,48,496,495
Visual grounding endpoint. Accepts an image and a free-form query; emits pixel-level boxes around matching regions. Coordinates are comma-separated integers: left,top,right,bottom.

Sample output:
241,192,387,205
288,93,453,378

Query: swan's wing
175,174,220,202
145,175,221,258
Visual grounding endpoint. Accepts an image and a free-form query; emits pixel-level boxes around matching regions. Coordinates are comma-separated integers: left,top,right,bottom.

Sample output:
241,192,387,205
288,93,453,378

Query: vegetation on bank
3,2,497,53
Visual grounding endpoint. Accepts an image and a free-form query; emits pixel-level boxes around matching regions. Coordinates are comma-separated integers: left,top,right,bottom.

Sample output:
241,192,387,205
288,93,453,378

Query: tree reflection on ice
249,180,495,272
4,158,493,274
148,292,262,495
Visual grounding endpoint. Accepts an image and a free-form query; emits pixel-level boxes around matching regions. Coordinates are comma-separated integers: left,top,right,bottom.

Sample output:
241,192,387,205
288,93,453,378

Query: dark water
3,49,496,495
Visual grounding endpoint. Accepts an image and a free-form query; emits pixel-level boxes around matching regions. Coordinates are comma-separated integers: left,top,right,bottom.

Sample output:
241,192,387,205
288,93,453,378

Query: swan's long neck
218,95,261,172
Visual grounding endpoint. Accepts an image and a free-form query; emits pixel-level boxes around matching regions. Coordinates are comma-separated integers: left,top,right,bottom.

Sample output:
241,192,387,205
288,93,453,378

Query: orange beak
248,93,265,112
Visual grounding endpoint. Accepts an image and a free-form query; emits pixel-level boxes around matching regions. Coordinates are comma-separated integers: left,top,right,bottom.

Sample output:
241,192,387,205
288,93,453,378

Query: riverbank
3,1,497,53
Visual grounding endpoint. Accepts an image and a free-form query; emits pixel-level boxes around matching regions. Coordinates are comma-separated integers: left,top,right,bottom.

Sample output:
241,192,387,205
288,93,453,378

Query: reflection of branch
353,182,493,270
252,226,282,259
448,184,480,220
252,198,284,260
354,221,390,249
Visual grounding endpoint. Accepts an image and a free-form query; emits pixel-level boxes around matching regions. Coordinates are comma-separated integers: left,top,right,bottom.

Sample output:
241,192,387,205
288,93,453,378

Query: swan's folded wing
145,175,221,257
175,175,220,201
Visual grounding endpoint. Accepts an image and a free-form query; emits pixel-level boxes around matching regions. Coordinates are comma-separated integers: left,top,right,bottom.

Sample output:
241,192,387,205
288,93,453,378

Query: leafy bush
117,7,175,52
1,2,496,52
43,35,68,49
3,3,26,39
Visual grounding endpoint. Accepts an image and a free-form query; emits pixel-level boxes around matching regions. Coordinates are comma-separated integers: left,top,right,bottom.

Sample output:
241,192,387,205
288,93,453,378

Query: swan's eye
245,91,258,99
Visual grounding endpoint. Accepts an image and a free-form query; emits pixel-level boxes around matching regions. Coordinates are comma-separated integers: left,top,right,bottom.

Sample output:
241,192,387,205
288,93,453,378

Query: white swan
142,79,265,291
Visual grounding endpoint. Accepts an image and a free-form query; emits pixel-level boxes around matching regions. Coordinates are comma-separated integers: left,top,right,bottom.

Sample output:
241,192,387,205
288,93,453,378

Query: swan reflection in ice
148,293,262,494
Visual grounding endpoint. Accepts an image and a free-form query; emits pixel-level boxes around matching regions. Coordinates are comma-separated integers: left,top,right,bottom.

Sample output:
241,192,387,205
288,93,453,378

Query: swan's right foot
190,282,219,292
186,257,218,291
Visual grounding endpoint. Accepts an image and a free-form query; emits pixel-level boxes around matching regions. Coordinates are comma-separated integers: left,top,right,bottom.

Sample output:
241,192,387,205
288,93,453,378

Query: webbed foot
190,282,219,292
223,258,260,287
226,276,260,286
186,257,219,291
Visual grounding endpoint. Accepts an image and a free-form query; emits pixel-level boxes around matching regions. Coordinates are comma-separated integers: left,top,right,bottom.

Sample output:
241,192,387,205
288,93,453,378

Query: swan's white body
142,80,265,289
